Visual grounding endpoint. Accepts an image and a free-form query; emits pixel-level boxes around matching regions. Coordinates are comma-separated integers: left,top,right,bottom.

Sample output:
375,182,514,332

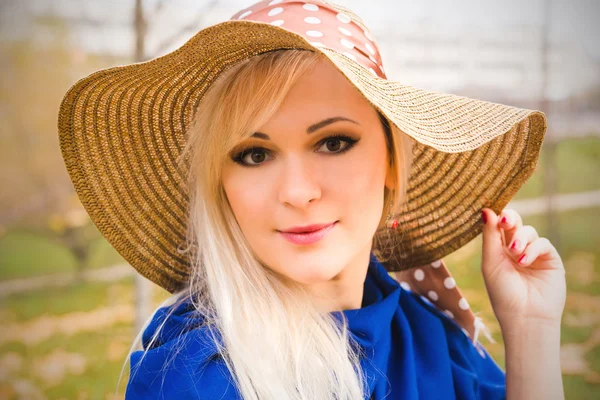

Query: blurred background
0,0,598,398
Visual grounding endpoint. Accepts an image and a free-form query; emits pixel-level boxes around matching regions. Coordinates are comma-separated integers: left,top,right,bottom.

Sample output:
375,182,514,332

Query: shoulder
125,299,241,400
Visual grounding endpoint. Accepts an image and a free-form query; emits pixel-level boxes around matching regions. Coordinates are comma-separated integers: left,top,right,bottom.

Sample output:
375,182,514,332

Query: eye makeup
230,133,360,167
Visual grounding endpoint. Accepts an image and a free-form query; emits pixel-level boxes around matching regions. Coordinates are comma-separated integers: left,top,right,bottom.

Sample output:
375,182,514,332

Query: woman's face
222,57,394,285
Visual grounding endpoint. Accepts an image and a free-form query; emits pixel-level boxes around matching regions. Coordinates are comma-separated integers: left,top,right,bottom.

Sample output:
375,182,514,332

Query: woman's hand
480,208,566,331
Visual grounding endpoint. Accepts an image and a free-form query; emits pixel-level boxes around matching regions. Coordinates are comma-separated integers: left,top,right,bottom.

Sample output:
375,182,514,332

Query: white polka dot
365,42,375,55
268,7,283,16
364,29,374,41
461,327,470,337
303,3,319,11
444,277,456,289
238,10,252,19
304,16,321,24
431,260,442,268
399,281,411,291
414,268,424,281
342,51,356,61
443,309,455,319
336,12,351,23
340,38,354,49
306,30,323,37
309,41,325,48
368,67,377,76
427,290,439,301
368,55,377,64
338,27,352,36
270,19,284,26
458,297,470,310
268,0,282,4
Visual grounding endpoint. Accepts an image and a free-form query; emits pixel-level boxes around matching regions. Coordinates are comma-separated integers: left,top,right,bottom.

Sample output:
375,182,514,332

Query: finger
481,208,504,272
498,208,523,247
516,237,563,269
507,225,540,258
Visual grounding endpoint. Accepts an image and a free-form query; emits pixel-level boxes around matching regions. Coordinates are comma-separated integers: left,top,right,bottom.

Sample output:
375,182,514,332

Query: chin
286,259,345,284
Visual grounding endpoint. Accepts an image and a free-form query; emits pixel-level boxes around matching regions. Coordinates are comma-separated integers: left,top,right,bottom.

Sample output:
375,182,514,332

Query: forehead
272,57,376,120
258,60,378,135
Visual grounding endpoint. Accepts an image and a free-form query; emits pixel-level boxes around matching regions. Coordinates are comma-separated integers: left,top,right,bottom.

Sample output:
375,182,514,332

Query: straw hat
57,0,546,294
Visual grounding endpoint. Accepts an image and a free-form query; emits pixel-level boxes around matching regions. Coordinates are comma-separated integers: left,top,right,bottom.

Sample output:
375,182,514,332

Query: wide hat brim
58,19,546,293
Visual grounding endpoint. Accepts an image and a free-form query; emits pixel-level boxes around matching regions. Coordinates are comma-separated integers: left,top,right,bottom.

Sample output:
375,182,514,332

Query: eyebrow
251,116,360,140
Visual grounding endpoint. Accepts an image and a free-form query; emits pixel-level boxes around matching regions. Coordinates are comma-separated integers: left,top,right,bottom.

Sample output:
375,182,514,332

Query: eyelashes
231,134,360,167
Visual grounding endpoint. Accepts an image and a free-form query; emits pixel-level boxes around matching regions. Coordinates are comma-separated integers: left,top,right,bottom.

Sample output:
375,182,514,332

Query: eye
232,147,273,167
316,134,359,155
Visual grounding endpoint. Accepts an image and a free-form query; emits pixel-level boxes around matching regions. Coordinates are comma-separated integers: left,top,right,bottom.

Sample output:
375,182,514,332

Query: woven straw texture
57,19,546,293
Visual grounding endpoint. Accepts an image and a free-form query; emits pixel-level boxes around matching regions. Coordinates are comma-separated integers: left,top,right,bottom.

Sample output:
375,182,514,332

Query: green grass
563,376,600,400
0,231,77,279
43,325,133,399
561,324,597,344
0,324,134,399
2,277,134,323
0,278,167,398
0,231,125,281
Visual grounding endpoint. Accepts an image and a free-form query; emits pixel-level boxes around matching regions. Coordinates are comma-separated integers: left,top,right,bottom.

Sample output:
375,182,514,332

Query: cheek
222,171,272,234
328,144,388,212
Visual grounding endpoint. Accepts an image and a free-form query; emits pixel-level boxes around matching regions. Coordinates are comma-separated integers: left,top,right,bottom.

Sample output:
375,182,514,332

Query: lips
279,222,338,245
280,222,336,234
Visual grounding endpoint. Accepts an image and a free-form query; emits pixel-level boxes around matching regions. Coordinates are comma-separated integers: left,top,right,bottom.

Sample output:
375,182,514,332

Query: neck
308,246,372,314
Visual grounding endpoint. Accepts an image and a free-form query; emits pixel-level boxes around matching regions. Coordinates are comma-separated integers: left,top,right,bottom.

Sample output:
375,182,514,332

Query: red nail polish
510,239,520,250
501,216,507,224
482,211,487,224
518,254,527,264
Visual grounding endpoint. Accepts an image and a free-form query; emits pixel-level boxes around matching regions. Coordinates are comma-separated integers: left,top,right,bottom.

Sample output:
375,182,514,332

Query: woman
57,1,566,399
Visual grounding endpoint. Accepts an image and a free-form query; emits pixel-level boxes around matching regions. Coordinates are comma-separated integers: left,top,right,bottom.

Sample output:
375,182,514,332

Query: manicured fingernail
501,216,508,224
510,239,520,251
518,253,527,264
482,211,487,224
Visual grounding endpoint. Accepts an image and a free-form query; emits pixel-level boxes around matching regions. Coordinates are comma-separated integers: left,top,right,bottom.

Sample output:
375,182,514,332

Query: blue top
126,253,506,399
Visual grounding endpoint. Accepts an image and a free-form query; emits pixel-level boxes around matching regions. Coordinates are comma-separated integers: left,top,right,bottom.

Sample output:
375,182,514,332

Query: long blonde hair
123,49,413,399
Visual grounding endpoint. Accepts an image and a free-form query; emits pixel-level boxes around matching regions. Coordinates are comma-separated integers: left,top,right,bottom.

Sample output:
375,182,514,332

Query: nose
278,156,322,210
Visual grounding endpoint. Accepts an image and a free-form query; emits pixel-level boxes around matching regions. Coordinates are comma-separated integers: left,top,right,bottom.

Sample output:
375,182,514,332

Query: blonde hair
122,49,413,399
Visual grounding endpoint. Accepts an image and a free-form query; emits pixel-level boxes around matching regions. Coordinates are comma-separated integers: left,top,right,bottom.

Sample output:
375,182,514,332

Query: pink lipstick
279,221,337,245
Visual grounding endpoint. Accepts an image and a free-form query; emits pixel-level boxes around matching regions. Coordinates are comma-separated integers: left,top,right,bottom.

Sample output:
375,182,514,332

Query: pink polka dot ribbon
230,0,494,355
230,0,386,78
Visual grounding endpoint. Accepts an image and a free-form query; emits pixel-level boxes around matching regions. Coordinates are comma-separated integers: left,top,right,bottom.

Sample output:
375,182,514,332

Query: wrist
501,316,562,364
499,315,562,339
502,317,564,399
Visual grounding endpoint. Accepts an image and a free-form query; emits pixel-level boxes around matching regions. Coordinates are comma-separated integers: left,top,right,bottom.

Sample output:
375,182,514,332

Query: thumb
481,207,504,274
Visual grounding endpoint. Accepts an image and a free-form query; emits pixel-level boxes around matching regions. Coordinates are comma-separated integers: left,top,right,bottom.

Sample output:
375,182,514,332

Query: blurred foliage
0,13,124,240
0,14,128,282
0,16,76,226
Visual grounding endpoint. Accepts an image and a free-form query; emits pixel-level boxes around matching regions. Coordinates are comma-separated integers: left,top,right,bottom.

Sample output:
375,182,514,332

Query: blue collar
331,252,401,352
